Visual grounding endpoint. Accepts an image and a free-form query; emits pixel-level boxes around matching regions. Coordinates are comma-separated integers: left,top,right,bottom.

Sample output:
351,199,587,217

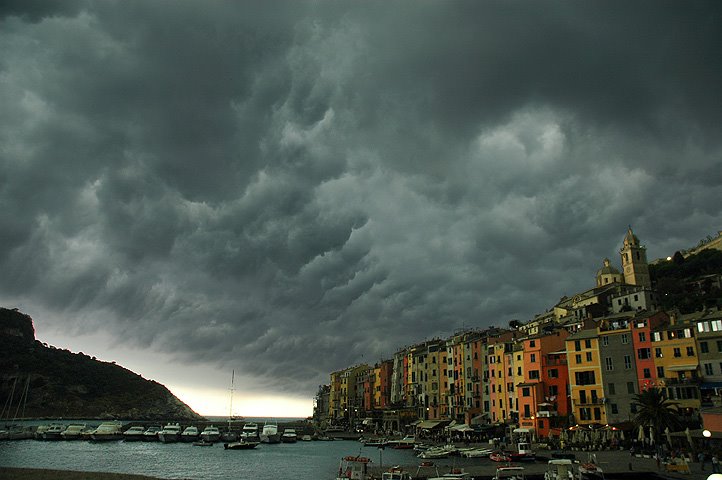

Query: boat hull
224,441,259,450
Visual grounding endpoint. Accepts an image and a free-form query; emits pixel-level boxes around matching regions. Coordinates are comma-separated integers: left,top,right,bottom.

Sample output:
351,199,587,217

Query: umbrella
620,430,625,441
685,427,694,448
638,425,644,442
649,426,655,446
664,427,672,447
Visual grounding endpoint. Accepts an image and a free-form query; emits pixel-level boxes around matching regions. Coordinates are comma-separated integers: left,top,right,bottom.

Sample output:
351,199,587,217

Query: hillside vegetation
650,249,722,313
0,308,203,421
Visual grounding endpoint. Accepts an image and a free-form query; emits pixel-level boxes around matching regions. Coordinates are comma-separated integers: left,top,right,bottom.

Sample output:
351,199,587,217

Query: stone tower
619,226,651,287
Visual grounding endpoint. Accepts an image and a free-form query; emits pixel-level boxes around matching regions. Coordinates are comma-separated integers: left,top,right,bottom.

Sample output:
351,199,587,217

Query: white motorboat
260,421,281,444
224,439,260,450
200,425,221,443
181,425,200,442
495,466,526,480
281,428,298,443
461,447,493,458
158,423,182,443
143,426,161,441
41,424,65,440
545,459,579,480
428,469,472,479
336,455,372,480
123,426,146,442
301,434,312,441
60,424,87,440
241,422,259,440
90,422,123,441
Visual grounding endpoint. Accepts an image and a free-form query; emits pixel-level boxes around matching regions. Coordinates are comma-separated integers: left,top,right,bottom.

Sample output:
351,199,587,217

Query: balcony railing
575,398,606,405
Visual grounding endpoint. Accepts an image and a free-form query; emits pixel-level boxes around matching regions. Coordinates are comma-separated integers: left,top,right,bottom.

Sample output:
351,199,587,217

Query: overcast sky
1,1,721,416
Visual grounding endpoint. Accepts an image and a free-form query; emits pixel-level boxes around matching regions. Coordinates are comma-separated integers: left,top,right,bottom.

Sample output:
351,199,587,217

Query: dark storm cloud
1,1,721,395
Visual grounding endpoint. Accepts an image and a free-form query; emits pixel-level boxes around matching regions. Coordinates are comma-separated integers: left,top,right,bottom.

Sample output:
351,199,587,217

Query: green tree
631,388,681,438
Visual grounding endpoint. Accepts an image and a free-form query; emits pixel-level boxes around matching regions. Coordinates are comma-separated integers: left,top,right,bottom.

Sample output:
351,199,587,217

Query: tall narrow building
619,227,651,287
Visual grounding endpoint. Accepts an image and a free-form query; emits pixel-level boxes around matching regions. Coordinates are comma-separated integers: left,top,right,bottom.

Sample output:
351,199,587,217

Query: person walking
712,454,720,474
698,452,705,471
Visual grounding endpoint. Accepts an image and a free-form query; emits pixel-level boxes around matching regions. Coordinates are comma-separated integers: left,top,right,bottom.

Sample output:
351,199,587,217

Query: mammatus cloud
1,1,721,397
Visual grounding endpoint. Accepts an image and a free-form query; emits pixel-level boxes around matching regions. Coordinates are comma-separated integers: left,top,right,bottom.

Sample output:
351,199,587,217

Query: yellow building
566,329,607,425
652,318,701,414
328,364,369,422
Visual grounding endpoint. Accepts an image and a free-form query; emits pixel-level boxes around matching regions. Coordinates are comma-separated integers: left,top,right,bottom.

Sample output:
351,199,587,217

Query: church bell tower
619,226,651,287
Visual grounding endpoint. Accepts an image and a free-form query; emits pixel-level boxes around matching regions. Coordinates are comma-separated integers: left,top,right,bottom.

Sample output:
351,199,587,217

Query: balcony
536,410,558,418
575,398,606,405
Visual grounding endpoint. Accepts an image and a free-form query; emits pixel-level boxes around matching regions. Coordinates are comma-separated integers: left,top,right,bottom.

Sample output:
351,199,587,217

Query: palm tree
631,388,681,440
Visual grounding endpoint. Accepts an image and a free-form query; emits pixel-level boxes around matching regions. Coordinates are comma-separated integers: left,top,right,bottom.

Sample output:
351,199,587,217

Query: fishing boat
335,455,372,480
123,426,146,442
260,421,281,443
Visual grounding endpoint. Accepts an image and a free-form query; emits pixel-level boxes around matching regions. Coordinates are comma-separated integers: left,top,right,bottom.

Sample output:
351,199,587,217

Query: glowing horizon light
169,385,313,418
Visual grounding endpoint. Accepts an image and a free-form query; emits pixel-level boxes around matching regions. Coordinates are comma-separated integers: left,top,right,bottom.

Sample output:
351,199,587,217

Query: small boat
490,451,512,462
281,428,298,443
42,424,65,440
224,439,259,450
418,445,455,459
260,421,281,444
336,455,372,480
579,461,604,480
393,436,416,449
428,468,472,479
158,423,182,443
363,437,387,447
90,422,123,441
461,447,493,458
495,466,526,480
382,466,412,480
123,426,146,442
61,424,88,440
193,439,214,447
181,425,200,442
301,434,312,441
143,426,161,441
545,459,579,480
200,425,221,443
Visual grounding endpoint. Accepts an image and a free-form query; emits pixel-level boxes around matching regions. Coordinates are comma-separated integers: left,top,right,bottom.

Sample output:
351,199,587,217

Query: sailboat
221,370,239,442
0,375,34,440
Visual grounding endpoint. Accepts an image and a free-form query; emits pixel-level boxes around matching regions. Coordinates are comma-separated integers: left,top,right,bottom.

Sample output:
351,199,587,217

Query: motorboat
428,468,472,479
158,423,182,443
181,425,200,442
579,461,604,480
241,422,259,440
392,436,416,449
382,466,412,480
220,428,238,442
495,466,526,480
461,447,493,458
61,424,88,440
41,424,65,440
336,455,372,480
90,422,123,441
509,442,535,462
363,437,387,447
123,426,146,441
260,421,281,443
545,459,579,480
143,426,161,441
490,451,512,462
224,439,260,450
418,445,456,459
193,439,214,446
281,428,298,443
301,434,312,441
200,425,221,443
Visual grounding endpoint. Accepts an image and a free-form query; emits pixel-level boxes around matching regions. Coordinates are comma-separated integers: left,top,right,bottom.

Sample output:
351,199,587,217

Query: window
523,404,531,418
657,366,665,378
580,408,591,421
643,368,651,379
548,385,558,396
608,382,616,395
627,382,635,394
529,370,540,380
621,333,629,344
575,371,596,385
602,336,609,346
522,387,530,397
655,348,663,358
637,348,651,359
638,332,646,342
517,366,522,375
548,369,558,378
576,354,582,364
605,357,613,371
653,332,662,342
714,320,722,331
594,408,601,420
585,339,592,348
530,340,536,347
673,348,681,358
611,404,619,414
634,294,639,302
704,363,714,376
686,346,695,356
717,340,722,352
574,340,581,351
700,342,709,353
586,352,592,362
530,353,536,363
624,355,632,369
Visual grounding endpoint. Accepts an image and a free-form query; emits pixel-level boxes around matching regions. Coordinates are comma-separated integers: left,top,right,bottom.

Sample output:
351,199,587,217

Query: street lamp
702,430,711,438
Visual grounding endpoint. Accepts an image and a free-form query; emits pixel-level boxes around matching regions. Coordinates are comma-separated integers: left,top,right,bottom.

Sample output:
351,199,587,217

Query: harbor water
0,436,420,479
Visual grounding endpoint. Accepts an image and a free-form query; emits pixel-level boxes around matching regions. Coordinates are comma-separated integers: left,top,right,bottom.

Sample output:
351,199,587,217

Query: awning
448,424,473,432
470,414,489,424
701,382,722,389
666,364,698,371
416,420,443,430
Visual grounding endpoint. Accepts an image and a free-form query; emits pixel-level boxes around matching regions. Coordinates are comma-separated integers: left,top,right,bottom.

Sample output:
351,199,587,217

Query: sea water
0,435,421,479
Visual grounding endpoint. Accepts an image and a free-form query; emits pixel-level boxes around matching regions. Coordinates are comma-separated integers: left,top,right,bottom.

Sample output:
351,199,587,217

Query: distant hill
650,249,722,313
0,307,203,421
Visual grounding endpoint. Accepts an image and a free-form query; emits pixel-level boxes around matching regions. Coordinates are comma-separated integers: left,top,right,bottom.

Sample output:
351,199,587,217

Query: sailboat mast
228,369,234,429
